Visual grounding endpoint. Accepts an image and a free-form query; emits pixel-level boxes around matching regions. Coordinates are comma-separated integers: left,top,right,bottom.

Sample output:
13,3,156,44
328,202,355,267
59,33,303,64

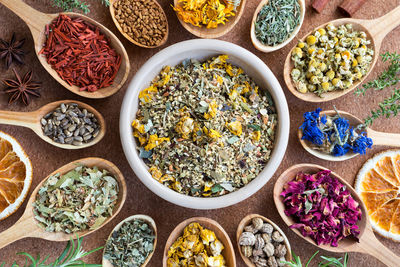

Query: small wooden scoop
250,0,305,53
236,214,292,267
163,217,236,266
273,163,400,267
283,5,400,102
0,100,106,149
0,157,127,250
109,0,169,48
102,214,157,267
298,110,400,161
0,0,130,99
173,0,246,38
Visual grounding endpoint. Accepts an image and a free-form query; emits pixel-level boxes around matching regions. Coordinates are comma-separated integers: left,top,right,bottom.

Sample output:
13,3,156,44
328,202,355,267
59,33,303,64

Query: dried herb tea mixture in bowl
104,218,155,267
33,165,119,233
132,55,277,197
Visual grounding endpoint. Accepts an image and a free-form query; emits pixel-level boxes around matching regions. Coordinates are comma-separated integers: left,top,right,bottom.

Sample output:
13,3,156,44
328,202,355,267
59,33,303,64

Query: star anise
0,33,25,69
3,68,41,105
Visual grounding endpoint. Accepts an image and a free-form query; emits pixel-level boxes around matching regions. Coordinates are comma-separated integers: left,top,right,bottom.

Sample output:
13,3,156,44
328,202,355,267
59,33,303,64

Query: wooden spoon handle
0,217,40,250
364,5,400,45
357,230,400,266
0,110,38,129
368,128,400,147
0,0,49,39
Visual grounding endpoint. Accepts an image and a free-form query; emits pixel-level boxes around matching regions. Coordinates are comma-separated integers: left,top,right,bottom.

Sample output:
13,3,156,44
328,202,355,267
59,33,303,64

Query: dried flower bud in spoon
300,108,373,157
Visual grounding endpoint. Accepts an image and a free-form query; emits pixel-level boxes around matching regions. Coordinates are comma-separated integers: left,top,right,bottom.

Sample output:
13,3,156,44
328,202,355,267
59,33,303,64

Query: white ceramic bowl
120,39,289,209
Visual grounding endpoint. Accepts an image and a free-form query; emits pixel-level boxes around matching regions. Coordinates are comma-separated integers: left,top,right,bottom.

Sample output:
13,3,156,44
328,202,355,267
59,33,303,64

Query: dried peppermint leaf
33,165,119,233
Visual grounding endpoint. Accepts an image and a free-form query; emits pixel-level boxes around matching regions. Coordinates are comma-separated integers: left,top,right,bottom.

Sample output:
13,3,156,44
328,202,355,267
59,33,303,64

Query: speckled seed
241,245,253,257
272,231,284,243
239,232,256,246
260,223,274,234
41,103,100,146
252,217,264,231
267,256,278,267
254,234,265,250
263,242,275,257
275,244,287,258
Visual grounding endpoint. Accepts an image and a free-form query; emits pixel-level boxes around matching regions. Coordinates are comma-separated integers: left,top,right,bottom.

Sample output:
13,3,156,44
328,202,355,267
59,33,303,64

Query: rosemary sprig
280,251,349,267
364,88,400,126
0,236,102,267
355,52,400,96
51,0,110,14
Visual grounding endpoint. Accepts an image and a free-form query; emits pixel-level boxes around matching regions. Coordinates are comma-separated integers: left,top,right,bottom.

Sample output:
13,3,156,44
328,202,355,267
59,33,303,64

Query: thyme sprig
0,236,102,267
355,52,400,96
51,0,110,14
364,88,400,126
280,251,349,267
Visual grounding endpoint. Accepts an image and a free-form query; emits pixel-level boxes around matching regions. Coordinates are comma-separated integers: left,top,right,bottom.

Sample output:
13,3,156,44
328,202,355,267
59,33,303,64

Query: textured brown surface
0,0,399,265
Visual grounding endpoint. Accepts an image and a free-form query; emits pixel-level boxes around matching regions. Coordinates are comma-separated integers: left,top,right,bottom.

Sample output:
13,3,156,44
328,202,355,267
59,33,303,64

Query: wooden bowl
103,214,157,267
173,0,246,38
109,0,169,48
237,214,292,266
250,0,305,53
163,217,236,266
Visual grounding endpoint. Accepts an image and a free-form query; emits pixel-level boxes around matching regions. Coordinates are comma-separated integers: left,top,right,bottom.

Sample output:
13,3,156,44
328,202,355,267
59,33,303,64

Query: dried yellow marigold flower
144,134,170,151
139,85,158,103
226,120,242,136
175,116,195,139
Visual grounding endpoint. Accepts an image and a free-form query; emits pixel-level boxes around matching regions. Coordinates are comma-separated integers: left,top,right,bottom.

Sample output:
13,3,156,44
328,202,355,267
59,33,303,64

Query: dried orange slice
0,131,32,220
355,149,400,241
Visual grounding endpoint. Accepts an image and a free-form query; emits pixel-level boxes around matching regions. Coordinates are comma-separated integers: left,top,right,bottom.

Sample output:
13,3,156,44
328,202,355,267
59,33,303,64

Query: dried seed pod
275,244,287,258
244,224,256,233
267,256,278,267
262,233,272,244
260,223,274,234
252,217,264,231
239,231,256,246
250,256,259,263
241,245,253,257
254,234,265,250
272,231,284,243
255,257,268,267
252,248,265,257
263,242,275,257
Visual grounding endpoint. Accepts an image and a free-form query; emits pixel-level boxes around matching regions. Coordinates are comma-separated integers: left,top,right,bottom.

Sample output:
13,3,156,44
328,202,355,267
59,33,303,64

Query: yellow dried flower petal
149,166,162,180
204,100,218,119
251,130,261,142
131,119,145,134
144,134,170,151
226,121,242,136
139,85,158,103
175,116,195,139
228,89,238,100
200,228,216,245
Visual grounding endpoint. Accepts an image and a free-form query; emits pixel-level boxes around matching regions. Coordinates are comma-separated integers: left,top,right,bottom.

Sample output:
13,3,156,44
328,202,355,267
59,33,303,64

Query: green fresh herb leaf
0,236,102,267
50,0,109,14
305,200,313,214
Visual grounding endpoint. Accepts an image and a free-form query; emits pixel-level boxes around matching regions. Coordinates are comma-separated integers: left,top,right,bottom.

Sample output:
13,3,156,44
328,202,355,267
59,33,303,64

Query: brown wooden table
0,0,399,265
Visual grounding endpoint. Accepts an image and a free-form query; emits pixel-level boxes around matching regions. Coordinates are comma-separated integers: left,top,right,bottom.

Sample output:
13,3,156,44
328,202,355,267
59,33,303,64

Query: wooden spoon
163,217,236,266
109,0,169,48
0,0,130,99
0,100,106,149
273,163,400,266
173,0,246,38
283,6,400,102
250,0,305,53
102,214,157,267
236,214,292,267
0,157,127,250
298,110,400,161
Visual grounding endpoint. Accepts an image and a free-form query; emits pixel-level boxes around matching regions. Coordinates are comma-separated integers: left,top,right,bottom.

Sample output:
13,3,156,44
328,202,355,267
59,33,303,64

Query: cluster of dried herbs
167,222,226,266
132,55,277,197
33,165,119,233
104,219,155,267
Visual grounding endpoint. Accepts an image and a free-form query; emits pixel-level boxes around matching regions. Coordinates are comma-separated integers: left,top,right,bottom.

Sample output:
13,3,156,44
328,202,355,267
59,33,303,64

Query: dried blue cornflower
300,108,326,146
300,108,373,157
